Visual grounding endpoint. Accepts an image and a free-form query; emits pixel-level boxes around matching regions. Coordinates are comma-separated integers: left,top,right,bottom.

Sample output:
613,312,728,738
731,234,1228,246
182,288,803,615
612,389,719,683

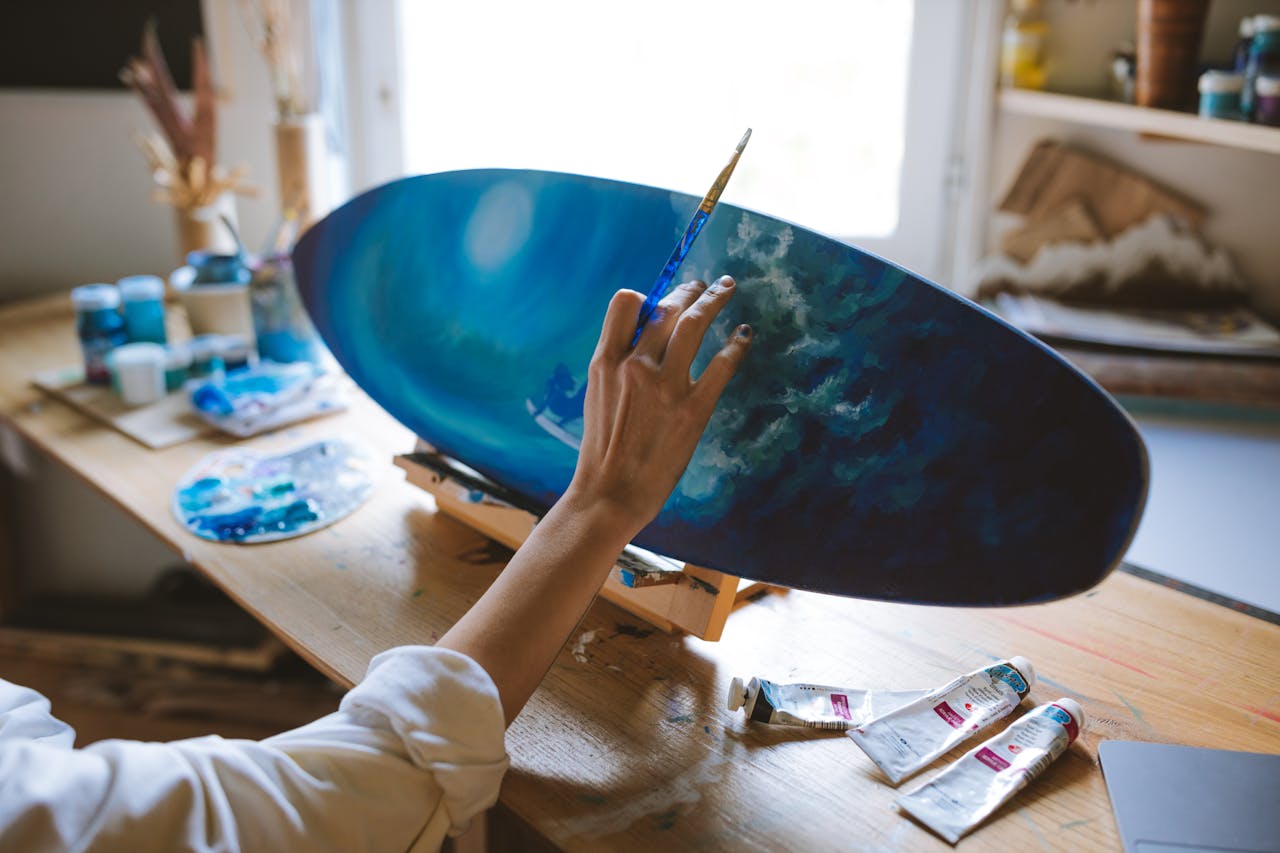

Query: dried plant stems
120,19,254,212
239,0,307,119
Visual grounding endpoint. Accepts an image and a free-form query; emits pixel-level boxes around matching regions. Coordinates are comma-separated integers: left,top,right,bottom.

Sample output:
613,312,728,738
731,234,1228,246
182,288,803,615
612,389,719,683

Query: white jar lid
117,275,165,302
1199,70,1244,94
1009,655,1036,688
71,283,120,312
1256,76,1280,97
1052,696,1086,732
110,342,167,368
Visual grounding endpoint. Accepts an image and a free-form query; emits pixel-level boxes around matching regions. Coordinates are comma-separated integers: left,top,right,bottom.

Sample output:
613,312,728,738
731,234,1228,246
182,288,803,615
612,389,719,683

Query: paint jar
1198,70,1244,119
250,253,324,364
1255,76,1280,125
171,251,255,344
1234,15,1256,73
1110,43,1136,103
117,274,168,344
1243,14,1280,119
108,342,166,407
164,343,192,392
1000,0,1048,90
216,335,255,372
187,335,225,378
187,250,252,285
71,283,126,385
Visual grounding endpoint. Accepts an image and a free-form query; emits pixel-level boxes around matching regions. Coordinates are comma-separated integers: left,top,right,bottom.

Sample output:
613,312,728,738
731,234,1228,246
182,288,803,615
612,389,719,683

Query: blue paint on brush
631,129,750,346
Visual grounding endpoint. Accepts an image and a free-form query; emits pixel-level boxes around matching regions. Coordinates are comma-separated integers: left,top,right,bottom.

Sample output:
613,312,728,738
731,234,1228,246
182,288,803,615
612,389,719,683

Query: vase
173,193,240,264
273,113,330,230
1135,0,1210,109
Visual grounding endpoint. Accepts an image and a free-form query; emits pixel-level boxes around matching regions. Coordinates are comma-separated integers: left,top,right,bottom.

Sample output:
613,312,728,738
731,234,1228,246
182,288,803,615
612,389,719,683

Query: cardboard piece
999,140,1205,237
1000,197,1104,263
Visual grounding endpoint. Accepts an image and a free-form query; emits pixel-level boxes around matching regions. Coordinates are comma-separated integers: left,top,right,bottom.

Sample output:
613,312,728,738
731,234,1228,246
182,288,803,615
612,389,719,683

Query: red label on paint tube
1050,703,1080,742
974,747,1011,772
830,694,852,720
933,701,965,728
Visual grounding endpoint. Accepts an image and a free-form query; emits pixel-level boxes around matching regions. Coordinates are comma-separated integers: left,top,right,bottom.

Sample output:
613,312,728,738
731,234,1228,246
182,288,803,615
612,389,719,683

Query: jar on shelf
1000,0,1048,90
1255,76,1280,126
1198,70,1244,120
1234,15,1256,73
1243,14,1280,119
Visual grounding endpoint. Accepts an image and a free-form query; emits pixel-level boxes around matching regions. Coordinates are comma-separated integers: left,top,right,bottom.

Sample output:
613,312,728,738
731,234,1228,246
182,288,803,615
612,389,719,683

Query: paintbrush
631,128,751,346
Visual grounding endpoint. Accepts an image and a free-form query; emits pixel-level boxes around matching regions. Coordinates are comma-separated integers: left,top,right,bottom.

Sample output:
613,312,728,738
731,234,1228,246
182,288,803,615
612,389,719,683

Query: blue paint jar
216,335,255,372
117,275,168,344
70,284,126,385
1198,70,1244,120
186,250,251,285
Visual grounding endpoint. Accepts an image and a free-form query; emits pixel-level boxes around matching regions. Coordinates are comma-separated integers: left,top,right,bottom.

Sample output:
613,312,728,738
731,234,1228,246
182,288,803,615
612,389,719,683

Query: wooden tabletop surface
2,293,1278,851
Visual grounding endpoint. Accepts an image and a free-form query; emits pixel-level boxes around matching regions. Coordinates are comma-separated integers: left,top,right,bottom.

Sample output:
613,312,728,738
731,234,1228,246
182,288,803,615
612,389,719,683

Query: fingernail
718,275,736,289
735,324,752,340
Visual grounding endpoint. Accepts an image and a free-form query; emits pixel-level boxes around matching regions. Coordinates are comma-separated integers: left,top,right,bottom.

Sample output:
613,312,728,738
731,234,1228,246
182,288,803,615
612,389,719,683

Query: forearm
436,491,636,725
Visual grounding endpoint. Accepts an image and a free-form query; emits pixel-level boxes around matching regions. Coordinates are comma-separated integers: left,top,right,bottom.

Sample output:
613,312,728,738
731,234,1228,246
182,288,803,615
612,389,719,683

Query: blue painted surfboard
293,170,1148,605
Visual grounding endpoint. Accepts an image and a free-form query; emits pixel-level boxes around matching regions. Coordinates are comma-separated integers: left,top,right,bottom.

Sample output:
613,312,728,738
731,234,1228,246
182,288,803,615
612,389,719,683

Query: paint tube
726,677,929,731
846,657,1035,784
896,698,1085,844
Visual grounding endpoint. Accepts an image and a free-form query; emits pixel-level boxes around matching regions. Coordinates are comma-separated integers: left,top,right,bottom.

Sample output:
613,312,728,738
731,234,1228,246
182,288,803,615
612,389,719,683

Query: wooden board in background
31,366,213,449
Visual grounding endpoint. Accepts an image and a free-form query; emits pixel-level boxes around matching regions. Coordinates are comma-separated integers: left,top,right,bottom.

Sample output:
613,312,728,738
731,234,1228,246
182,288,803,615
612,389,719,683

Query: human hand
564,275,751,539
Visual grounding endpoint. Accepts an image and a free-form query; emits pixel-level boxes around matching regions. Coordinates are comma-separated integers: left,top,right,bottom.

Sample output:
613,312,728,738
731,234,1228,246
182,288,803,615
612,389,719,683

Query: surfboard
293,169,1148,606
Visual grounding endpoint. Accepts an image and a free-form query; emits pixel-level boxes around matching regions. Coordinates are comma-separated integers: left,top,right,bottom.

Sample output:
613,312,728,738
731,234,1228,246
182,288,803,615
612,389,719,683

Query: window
399,1,912,241
346,0,986,284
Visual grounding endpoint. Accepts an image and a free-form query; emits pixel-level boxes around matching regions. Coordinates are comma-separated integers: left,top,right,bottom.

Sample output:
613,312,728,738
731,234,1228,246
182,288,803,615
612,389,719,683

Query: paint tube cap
1053,697,1086,731
1009,656,1036,688
726,677,747,712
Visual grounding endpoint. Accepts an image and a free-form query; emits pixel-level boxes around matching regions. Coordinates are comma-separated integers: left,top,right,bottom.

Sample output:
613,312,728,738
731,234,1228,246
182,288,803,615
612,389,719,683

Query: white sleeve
0,679,76,748
0,646,509,853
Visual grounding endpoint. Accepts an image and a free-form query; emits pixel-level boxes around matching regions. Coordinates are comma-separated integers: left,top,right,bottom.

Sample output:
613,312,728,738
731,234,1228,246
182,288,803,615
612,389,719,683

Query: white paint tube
896,698,1086,844
726,677,929,731
846,657,1036,784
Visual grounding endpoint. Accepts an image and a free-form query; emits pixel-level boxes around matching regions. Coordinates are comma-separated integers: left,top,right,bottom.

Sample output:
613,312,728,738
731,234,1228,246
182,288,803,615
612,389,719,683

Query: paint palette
293,169,1148,605
173,437,376,544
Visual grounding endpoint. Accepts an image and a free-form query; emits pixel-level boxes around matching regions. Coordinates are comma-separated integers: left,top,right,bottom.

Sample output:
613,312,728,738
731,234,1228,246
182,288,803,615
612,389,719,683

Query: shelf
999,87,1280,156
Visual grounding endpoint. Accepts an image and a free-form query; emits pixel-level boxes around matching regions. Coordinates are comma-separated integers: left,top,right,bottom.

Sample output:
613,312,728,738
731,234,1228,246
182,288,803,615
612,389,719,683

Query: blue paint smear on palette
174,437,375,543
293,170,1149,605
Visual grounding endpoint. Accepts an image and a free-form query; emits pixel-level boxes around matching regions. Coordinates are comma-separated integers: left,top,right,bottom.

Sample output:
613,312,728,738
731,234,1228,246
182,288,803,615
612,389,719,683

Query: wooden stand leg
394,452,773,640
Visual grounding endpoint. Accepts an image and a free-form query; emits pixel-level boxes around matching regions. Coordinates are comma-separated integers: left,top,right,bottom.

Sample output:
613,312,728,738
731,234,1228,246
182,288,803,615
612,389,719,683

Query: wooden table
2,294,1277,851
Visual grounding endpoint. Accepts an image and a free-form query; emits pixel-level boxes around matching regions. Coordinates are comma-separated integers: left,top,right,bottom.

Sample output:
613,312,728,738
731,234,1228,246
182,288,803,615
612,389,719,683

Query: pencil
631,128,752,347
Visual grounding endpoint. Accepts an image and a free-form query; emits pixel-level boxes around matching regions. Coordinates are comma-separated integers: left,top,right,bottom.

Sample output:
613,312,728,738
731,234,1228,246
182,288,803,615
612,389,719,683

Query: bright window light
398,1,912,238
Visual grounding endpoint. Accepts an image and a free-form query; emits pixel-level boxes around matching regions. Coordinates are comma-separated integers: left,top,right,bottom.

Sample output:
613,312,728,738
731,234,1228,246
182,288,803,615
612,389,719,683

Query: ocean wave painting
293,170,1148,605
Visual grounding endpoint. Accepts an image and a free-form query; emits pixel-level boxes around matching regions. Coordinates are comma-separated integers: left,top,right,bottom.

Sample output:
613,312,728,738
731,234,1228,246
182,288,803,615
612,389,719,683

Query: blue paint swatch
173,437,375,544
